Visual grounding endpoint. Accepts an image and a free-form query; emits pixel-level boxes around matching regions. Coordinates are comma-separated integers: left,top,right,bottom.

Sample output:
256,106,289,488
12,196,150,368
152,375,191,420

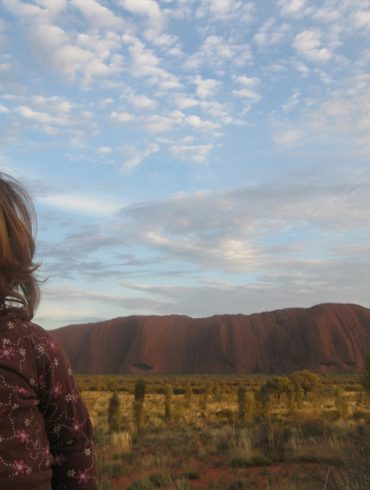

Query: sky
1,0,370,329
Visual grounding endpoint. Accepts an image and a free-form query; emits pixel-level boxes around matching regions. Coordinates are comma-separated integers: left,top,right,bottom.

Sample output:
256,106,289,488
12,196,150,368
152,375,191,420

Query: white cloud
143,112,185,133
294,30,331,62
36,296,100,328
293,59,310,75
144,28,182,54
122,177,368,276
311,5,340,24
28,23,124,84
39,193,120,215
2,0,66,20
310,75,370,141
199,101,234,126
235,76,259,88
0,105,9,113
281,91,300,113
122,177,370,258
110,111,136,123
232,89,260,101
193,75,219,98
278,0,306,16
253,17,290,47
119,0,163,27
97,146,113,154
124,35,182,90
99,98,114,107
158,76,182,91
121,142,160,172
0,63,13,74
173,94,198,110
232,75,261,102
33,0,67,17
274,127,303,146
71,0,124,29
169,143,213,162
219,239,255,264
128,93,157,110
196,0,254,23
76,33,122,59
203,0,233,17
352,10,370,30
31,95,73,114
16,105,63,126
184,35,252,71
15,102,83,134
271,70,370,153
28,21,65,46
143,230,256,272
2,1,125,84
186,114,220,131
10,95,96,139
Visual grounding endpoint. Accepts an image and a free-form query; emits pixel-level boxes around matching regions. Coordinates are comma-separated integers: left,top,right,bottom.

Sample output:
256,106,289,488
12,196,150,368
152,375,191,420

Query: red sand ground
111,460,329,489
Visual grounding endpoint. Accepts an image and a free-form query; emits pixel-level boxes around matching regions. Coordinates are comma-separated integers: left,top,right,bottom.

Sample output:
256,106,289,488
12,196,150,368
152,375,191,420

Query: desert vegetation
77,369,370,490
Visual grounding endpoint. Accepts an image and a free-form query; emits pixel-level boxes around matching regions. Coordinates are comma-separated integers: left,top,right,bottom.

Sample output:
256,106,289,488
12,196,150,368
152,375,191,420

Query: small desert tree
184,382,193,408
108,391,121,433
213,383,223,402
164,384,173,421
199,384,210,420
286,383,297,415
289,369,320,398
133,378,146,433
334,387,349,419
134,378,146,403
246,390,256,423
258,384,271,421
263,377,290,403
362,352,370,400
295,383,304,409
237,385,247,423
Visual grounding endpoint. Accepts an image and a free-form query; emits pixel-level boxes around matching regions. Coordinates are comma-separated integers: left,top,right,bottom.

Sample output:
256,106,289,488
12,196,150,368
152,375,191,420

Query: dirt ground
111,456,329,489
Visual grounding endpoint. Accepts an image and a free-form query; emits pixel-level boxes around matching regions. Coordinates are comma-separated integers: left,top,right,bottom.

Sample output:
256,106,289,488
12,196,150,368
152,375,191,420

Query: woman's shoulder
0,311,53,342
0,312,64,373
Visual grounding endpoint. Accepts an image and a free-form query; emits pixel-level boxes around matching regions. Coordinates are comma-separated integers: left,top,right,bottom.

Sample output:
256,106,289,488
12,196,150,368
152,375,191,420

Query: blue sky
1,0,370,329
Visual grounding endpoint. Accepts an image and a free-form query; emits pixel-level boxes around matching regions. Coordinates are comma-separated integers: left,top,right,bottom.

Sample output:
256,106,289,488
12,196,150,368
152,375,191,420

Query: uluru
50,303,370,375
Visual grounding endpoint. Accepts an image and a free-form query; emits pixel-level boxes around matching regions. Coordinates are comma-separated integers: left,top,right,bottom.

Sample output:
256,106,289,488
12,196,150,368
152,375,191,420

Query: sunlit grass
79,375,370,490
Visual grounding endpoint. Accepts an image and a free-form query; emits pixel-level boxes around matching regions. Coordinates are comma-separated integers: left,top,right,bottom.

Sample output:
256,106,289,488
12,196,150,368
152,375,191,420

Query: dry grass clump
110,431,132,453
138,452,171,471
322,425,370,490
95,430,133,483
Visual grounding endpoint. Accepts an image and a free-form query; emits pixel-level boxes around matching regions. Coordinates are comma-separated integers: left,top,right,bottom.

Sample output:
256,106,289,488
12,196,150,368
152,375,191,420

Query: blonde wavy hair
0,172,40,319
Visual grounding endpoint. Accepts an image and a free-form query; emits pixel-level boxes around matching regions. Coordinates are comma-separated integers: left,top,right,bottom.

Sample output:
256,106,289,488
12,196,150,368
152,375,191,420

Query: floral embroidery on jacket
0,314,98,489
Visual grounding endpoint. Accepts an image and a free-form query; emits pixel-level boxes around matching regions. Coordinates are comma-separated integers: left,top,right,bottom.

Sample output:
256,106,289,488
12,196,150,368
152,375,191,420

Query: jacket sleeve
33,330,98,490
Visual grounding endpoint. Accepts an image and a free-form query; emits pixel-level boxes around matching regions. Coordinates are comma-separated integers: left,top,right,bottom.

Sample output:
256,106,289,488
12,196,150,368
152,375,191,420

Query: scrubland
77,373,370,490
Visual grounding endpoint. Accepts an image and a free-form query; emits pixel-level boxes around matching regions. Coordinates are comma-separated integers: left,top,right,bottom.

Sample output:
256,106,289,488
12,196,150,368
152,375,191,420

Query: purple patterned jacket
0,312,98,489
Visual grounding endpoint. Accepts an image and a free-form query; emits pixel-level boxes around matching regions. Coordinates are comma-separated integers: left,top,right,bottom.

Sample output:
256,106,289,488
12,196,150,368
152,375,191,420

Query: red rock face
50,303,370,374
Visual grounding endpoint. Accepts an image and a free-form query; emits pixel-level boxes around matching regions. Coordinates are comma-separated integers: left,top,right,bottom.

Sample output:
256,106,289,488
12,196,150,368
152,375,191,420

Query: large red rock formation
50,303,370,374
